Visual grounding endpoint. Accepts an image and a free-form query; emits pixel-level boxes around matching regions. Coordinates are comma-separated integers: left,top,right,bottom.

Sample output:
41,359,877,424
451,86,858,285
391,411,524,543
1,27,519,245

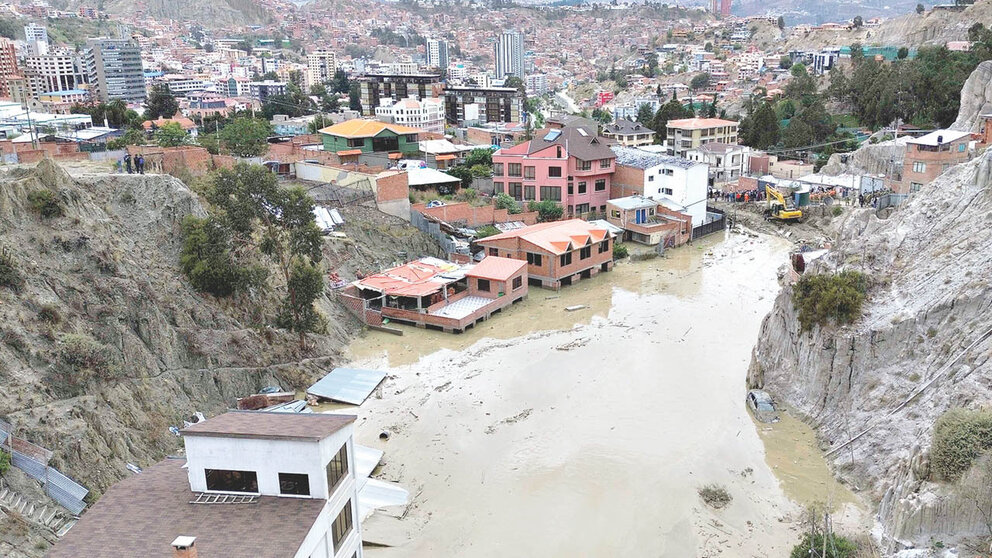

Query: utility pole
23,101,38,151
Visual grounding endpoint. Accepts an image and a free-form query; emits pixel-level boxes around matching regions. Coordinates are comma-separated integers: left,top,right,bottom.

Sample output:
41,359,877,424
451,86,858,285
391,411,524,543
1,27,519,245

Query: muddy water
344,232,863,557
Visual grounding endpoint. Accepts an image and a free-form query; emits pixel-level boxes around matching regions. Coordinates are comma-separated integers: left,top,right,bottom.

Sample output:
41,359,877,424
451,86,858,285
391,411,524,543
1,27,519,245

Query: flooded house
473,219,614,289
606,195,692,247
339,256,528,333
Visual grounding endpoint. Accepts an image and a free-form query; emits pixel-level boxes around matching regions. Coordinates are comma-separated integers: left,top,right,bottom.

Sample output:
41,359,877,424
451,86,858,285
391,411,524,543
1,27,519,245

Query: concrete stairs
0,477,77,536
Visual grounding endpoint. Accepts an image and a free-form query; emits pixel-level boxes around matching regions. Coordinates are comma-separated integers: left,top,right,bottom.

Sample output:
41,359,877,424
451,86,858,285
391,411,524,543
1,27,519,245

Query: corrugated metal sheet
306,368,387,405
358,479,409,521
355,445,383,482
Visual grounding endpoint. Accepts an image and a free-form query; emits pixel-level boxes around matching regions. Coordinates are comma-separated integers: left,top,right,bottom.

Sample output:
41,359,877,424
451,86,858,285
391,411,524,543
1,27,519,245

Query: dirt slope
748,150,992,551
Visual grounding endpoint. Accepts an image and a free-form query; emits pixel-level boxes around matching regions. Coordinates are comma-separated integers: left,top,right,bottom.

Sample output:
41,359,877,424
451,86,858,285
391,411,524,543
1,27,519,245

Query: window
575,203,590,213
610,210,620,219
959,143,967,152
567,183,574,194
648,175,654,182
507,163,522,177
910,182,923,192
371,136,398,152
540,186,561,201
526,252,542,266
512,276,523,290
599,158,611,169
662,188,673,195
577,182,587,194
477,278,490,292
509,182,522,200
494,163,504,176
662,168,674,176
494,182,504,194
913,161,926,173
580,246,591,259
279,473,310,496
594,179,606,191
331,501,354,550
548,166,562,177
578,160,592,171
205,469,258,493
598,240,609,253
326,444,349,493
347,138,364,148
524,185,535,200
559,252,572,267
524,166,535,179
488,247,498,256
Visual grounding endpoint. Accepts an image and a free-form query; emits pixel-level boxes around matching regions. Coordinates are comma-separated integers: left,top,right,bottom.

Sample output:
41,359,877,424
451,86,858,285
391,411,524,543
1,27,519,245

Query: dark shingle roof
49,458,327,558
528,126,615,161
603,119,654,135
182,410,355,442
611,146,700,170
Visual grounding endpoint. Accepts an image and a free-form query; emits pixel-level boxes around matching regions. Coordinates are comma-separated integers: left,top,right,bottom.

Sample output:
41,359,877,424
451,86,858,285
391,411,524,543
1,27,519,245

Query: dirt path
343,232,866,557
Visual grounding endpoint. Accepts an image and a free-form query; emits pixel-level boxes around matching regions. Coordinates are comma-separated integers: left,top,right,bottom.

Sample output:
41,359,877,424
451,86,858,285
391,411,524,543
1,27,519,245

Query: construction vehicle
765,185,803,221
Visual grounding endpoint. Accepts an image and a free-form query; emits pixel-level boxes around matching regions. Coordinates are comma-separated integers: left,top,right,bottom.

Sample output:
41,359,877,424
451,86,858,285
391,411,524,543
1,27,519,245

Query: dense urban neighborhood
0,0,991,556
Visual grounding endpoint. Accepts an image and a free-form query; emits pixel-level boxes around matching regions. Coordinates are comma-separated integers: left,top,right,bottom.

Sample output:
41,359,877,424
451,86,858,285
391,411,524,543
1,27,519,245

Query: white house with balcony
374,95,445,134
50,411,363,558
685,142,752,187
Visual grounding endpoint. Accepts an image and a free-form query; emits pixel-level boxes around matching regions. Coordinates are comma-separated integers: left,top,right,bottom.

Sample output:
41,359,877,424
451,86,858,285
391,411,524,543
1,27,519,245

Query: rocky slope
748,149,992,550
953,60,992,133
0,161,440,553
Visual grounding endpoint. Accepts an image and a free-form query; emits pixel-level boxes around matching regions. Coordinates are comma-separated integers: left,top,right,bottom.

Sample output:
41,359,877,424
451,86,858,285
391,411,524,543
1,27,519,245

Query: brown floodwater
340,231,865,557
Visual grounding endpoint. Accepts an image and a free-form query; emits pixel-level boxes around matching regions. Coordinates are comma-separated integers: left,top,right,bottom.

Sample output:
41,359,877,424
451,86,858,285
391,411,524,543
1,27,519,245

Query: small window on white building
332,501,354,550
279,473,310,496
326,444,349,494
205,469,258,493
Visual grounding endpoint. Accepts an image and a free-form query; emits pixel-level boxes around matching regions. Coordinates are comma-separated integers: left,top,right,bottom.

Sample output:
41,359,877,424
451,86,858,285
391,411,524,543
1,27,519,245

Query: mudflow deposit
749,147,992,550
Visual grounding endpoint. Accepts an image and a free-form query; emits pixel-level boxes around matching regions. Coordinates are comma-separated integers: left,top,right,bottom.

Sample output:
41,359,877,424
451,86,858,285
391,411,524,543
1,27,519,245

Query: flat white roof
907,130,970,146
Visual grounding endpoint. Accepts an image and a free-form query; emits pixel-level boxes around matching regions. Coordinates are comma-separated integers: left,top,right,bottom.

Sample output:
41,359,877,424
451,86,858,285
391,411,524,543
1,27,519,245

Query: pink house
492,125,616,218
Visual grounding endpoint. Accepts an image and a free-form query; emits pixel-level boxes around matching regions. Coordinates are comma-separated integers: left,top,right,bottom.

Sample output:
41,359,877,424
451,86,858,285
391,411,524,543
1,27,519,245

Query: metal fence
410,210,460,255
0,423,88,515
692,207,727,240
876,193,908,210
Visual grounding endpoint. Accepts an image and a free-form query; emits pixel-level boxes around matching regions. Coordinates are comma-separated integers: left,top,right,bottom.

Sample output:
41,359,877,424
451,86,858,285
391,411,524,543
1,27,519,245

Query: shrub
931,408,992,481
528,200,564,222
613,243,630,260
38,303,62,325
0,248,24,292
789,534,858,558
832,206,844,216
27,189,63,218
494,193,522,214
698,484,732,508
792,271,869,331
0,449,10,475
48,333,120,396
475,225,500,239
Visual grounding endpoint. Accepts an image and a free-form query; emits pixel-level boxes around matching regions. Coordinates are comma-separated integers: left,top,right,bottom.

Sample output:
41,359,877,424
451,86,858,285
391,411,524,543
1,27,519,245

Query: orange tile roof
318,119,422,138
336,149,362,156
666,118,739,130
478,219,612,255
467,256,526,281
142,116,197,130
435,154,456,161
356,259,464,297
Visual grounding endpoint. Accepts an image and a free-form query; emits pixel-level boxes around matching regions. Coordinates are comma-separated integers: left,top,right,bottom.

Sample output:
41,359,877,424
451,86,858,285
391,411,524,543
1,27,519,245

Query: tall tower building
426,38,449,71
494,31,524,80
24,23,48,55
82,38,145,102
0,38,20,98
711,0,732,17
306,49,337,91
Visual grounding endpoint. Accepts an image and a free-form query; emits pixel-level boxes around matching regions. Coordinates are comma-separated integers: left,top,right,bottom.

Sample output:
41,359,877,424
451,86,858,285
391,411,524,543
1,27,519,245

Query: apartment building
23,50,86,98
444,85,523,125
611,146,708,228
0,38,19,98
426,39,449,71
307,49,337,91
50,411,364,558
24,23,48,55
357,73,443,117
601,119,656,147
665,117,739,158
375,95,445,135
249,80,288,103
494,30,525,79
82,38,145,102
900,130,972,194
525,73,548,96
685,142,752,187
493,125,615,217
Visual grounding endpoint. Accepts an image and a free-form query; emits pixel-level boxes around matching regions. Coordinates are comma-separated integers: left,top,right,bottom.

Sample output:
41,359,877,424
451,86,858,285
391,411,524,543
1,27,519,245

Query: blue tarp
306,367,387,405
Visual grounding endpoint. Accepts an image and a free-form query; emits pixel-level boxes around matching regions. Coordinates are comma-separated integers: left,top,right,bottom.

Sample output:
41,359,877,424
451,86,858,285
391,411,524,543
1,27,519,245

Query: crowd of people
117,153,146,174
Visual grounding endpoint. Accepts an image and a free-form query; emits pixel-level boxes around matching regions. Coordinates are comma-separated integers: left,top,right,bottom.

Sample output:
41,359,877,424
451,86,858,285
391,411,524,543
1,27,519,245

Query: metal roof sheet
307,367,388,405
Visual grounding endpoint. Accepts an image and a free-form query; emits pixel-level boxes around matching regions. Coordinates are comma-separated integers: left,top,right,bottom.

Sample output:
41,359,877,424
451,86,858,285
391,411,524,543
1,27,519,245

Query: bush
494,193,522,214
180,216,266,297
528,200,564,222
0,450,9,475
48,333,120,395
0,248,24,292
613,243,630,260
27,189,63,218
792,271,869,331
698,484,732,508
832,206,844,216
789,534,858,558
931,408,992,481
475,225,499,239
38,303,62,325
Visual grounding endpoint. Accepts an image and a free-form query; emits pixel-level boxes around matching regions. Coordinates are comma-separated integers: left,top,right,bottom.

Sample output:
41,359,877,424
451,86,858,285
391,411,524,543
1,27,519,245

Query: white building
24,23,48,56
375,95,445,134
50,411,364,558
525,73,547,96
249,80,287,102
426,39,449,71
307,49,337,91
612,146,709,229
494,30,524,79
685,142,752,187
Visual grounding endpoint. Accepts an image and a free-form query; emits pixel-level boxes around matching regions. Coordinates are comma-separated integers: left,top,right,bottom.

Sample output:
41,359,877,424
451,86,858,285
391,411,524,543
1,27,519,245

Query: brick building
0,38,20,98
900,130,972,194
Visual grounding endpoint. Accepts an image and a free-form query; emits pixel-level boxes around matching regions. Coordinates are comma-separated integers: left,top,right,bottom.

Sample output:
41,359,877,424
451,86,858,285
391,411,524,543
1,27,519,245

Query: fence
876,193,908,210
0,420,88,515
692,207,727,240
410,210,461,255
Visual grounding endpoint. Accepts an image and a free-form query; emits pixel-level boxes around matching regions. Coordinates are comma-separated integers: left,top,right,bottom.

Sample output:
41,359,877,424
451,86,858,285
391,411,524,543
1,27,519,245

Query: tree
636,103,655,125
528,200,563,222
180,215,265,297
107,128,147,150
739,101,780,149
690,72,711,91
592,107,613,124
849,42,865,64
464,148,493,168
348,82,361,111
779,56,793,70
145,84,179,120
897,46,909,59
330,69,350,93
782,117,814,148
503,76,525,94
220,118,272,157
777,16,785,30
852,15,863,28
155,121,189,147
494,193,521,214
916,2,924,13
275,260,324,339
653,98,692,141
446,166,475,189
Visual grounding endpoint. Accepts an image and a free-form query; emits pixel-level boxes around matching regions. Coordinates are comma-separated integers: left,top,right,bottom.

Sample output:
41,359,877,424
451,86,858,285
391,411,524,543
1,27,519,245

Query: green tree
494,192,521,214
897,46,909,59
107,128,147,150
198,133,220,155
275,261,324,339
464,148,493,168
785,64,818,105
653,98,692,141
220,118,272,157
330,69,350,93
849,42,865,64
916,2,924,13
690,72,711,91
528,200,563,222
446,166,475,189
180,215,265,297
779,56,793,70
790,534,857,558
739,100,781,149
782,117,813,148
348,82,361,111
636,103,655,124
154,121,189,147
145,84,179,120
503,76,525,93
852,15,863,28
592,107,613,124
777,15,785,30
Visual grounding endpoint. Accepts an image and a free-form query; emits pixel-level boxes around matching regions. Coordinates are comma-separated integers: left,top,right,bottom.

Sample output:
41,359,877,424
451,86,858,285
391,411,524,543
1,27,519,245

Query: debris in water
379,430,391,440
565,305,586,312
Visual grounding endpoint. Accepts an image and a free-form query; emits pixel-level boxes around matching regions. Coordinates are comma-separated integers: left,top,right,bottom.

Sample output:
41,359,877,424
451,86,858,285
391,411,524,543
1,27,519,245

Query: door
636,209,646,224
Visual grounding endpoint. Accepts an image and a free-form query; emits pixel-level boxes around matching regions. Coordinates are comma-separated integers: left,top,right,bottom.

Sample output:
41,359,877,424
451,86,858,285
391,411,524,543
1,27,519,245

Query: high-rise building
494,31,524,79
426,39,449,71
24,23,48,55
0,38,20,98
23,50,86,97
82,38,145,102
306,49,337,91
357,73,443,116
710,0,732,17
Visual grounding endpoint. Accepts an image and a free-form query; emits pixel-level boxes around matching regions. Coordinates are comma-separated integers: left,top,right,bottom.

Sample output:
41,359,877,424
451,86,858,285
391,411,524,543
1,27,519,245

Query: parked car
746,389,780,423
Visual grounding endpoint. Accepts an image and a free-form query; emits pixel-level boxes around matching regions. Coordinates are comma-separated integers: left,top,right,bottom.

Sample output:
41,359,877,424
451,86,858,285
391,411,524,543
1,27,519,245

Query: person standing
124,153,133,174
137,154,145,174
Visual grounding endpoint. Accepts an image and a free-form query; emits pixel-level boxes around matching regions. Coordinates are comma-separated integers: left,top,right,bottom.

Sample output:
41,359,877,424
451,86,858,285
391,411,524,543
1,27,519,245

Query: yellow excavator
765,185,803,221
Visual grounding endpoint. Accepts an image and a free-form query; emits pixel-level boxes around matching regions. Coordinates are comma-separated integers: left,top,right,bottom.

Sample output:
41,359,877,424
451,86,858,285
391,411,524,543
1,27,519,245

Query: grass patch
0,247,23,292
931,408,992,482
27,189,63,218
613,243,630,260
792,271,869,331
790,533,858,558
474,225,499,239
698,484,732,508
38,303,62,325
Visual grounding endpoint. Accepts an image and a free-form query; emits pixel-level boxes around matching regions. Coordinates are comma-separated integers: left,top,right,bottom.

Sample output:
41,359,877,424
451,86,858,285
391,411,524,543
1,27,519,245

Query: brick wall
612,164,645,198
411,202,539,227
375,171,409,202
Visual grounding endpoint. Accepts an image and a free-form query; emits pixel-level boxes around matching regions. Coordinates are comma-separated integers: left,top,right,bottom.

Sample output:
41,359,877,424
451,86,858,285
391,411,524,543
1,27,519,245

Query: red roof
477,219,612,255
467,256,526,281
356,258,465,297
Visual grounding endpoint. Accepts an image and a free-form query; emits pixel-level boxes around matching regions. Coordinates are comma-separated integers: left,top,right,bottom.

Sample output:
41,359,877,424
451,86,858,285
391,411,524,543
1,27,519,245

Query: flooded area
341,232,866,557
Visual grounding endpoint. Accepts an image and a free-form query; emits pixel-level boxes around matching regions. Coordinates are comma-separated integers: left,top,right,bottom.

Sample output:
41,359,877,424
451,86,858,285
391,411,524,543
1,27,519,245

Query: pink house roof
478,219,612,255
356,259,464,297
667,118,738,130
467,256,526,281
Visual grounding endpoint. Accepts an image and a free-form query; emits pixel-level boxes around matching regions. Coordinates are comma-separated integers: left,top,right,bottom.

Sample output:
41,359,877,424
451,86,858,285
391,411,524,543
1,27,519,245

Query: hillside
0,161,440,555
748,146,992,549
785,0,990,51
62,0,274,27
